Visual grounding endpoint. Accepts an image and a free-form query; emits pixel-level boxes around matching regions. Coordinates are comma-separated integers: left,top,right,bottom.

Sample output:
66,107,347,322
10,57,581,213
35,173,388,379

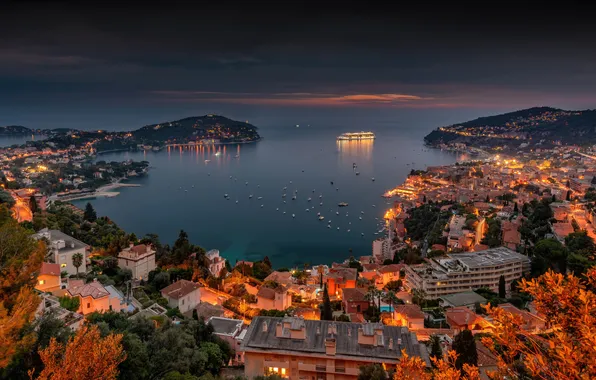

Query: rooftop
440,291,487,307
67,280,109,299
341,287,367,302
242,316,430,365
160,279,200,300
33,228,88,253
439,247,529,270
207,316,244,336
39,262,61,276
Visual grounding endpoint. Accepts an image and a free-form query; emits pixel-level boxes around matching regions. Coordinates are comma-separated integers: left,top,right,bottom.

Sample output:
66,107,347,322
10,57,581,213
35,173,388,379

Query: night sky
1,2,595,130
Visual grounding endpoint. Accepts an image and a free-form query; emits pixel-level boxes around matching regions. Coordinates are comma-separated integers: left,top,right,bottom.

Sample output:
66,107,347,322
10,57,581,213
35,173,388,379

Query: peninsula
424,106,596,153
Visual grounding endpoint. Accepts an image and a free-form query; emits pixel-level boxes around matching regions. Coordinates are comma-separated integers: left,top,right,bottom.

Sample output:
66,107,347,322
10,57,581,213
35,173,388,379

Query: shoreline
94,137,263,154
51,182,141,203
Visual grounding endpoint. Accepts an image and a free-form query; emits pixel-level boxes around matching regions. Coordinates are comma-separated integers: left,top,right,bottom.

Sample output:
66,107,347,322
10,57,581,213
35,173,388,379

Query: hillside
132,114,260,143
0,125,33,135
424,107,596,149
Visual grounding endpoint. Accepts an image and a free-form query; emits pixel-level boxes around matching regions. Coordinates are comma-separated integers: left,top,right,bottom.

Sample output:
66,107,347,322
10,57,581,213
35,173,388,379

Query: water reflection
337,139,374,163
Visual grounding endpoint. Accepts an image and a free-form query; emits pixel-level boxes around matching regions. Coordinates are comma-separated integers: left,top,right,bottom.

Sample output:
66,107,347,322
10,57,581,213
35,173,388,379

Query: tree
385,280,402,292
533,238,569,275
83,202,97,222
566,190,571,201
37,324,126,380
29,196,39,214
59,295,80,312
358,363,387,380
321,285,333,320
452,329,477,370
513,202,519,213
72,252,83,277
192,308,199,320
429,335,443,364
383,291,399,320
200,341,225,374
498,275,506,299
411,288,427,308
0,219,45,368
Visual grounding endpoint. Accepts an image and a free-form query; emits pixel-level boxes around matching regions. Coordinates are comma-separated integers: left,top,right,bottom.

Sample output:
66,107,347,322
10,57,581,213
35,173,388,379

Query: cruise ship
336,131,375,141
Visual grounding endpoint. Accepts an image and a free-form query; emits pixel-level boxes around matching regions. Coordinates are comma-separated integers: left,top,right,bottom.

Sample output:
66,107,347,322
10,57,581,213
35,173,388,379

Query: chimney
70,242,75,248
262,321,268,333
327,324,333,335
347,328,351,337
389,338,394,350
129,243,134,249
325,338,336,356
276,322,283,337
316,326,321,335
397,338,402,347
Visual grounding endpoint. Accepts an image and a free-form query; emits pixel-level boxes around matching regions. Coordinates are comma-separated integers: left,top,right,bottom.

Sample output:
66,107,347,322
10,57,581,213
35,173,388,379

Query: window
87,303,91,308
39,280,45,285
182,299,185,305
60,263,67,268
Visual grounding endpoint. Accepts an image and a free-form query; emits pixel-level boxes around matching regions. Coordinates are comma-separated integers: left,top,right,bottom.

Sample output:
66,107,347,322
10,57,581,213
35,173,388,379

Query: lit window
281,368,286,375
60,263,67,268
273,367,279,373
39,280,45,285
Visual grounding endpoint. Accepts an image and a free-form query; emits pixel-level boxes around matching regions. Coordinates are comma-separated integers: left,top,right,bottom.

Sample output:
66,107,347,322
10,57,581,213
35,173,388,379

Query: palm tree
383,291,400,320
72,252,83,277
365,285,382,309
412,288,427,308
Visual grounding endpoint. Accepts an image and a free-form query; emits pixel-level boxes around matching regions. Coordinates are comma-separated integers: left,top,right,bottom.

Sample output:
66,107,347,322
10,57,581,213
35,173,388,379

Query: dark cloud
0,1,595,129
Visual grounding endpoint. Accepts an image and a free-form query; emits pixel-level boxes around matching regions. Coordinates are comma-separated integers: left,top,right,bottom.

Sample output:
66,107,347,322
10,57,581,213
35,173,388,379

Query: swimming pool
380,306,394,313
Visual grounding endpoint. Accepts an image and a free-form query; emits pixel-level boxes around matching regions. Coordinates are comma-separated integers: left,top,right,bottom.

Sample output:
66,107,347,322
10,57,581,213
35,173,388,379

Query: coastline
52,182,141,202
94,137,262,155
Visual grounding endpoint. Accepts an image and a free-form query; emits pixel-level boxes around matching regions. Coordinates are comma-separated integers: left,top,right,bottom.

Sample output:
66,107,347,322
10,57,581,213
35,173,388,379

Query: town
2,135,596,379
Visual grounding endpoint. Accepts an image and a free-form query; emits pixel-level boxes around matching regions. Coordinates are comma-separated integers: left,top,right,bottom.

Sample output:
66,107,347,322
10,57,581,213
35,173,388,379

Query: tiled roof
257,286,285,300
378,264,404,274
394,305,424,320
160,279,200,300
39,262,61,276
341,287,367,302
67,280,109,299
445,307,479,327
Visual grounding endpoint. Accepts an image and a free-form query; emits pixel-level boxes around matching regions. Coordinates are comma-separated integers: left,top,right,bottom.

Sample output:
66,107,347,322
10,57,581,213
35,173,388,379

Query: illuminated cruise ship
336,131,375,141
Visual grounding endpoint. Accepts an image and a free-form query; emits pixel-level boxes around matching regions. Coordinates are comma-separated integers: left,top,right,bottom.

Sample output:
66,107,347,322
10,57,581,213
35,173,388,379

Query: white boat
245,182,248,185
276,208,279,211
261,204,264,208
359,217,362,220
249,194,253,199
372,205,376,207
305,209,310,212
307,197,312,202
372,178,375,181
258,197,263,200
234,154,239,158
355,172,360,175
347,229,351,232
327,225,331,228
205,159,211,163
338,202,348,207
292,195,297,200
282,194,286,198
319,216,324,220
336,211,339,215
320,202,323,206
337,227,340,230
236,200,239,204
317,212,321,216
224,194,229,198
292,214,295,218
283,211,286,214
214,151,221,156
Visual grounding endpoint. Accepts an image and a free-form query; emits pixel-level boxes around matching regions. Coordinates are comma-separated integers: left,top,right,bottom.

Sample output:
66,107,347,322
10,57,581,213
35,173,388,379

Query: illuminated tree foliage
0,215,45,368
36,325,126,380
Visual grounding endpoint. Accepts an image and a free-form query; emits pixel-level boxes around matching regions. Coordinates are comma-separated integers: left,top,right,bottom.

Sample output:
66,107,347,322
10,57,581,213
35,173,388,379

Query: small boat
337,227,340,230
224,194,229,198
292,214,295,218
236,200,239,204
283,200,286,204
245,182,248,185
192,185,195,188
283,186,287,190
361,233,364,236
338,202,348,207
261,204,264,208
327,225,331,228
208,173,210,176
330,181,334,185
317,212,321,216
374,232,379,235
336,188,339,191
320,202,323,206
276,208,279,211
205,159,211,163
355,172,360,175
319,194,323,198
312,189,315,193
230,176,233,179
305,209,310,212
258,196,263,200
292,195,297,200
336,211,339,215
283,211,286,214
290,181,293,184
359,217,363,220
319,216,324,220
214,151,221,156
372,205,376,207
347,229,351,232
185,190,188,192
372,178,375,181
361,211,364,214
282,194,286,198
307,197,312,202
249,194,253,199
234,154,239,158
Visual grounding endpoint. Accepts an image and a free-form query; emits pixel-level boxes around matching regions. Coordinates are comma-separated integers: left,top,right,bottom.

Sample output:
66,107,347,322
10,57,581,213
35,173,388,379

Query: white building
372,237,392,261
404,247,529,299
33,228,89,276
206,249,226,277
160,279,201,314
118,244,156,280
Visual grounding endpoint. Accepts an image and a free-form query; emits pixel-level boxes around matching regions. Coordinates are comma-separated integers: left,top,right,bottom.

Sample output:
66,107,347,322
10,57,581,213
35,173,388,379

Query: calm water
64,125,461,268
0,135,45,147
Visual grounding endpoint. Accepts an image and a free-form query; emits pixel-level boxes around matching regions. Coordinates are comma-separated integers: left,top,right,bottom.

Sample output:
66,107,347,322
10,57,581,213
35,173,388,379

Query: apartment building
33,228,89,276
403,247,529,299
241,316,430,380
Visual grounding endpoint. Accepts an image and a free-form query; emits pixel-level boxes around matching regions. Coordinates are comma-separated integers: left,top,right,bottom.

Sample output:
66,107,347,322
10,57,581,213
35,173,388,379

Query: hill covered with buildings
424,107,596,152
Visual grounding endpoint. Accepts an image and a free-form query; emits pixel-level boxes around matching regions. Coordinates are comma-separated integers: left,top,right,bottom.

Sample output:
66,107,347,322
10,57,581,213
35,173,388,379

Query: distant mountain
0,125,33,135
132,114,260,143
424,107,596,148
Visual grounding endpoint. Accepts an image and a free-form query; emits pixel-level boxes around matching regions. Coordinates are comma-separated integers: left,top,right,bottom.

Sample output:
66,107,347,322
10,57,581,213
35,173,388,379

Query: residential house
378,264,404,286
33,228,89,276
117,243,156,280
65,279,124,315
393,304,425,330
264,271,295,287
493,303,546,332
206,249,226,277
445,307,490,333
208,317,246,364
160,279,201,314
341,288,369,314
241,316,430,379
257,286,292,311
326,267,357,296
36,262,62,293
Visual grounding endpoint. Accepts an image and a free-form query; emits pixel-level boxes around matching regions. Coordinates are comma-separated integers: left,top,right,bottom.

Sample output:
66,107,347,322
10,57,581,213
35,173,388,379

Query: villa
117,243,156,280
33,228,89,276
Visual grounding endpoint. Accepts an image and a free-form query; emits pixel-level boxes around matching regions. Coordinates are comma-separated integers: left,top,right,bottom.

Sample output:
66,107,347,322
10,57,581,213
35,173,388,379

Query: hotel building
403,247,529,299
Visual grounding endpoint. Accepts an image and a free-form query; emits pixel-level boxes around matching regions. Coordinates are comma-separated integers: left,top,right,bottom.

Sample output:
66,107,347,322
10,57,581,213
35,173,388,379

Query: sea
1,124,464,268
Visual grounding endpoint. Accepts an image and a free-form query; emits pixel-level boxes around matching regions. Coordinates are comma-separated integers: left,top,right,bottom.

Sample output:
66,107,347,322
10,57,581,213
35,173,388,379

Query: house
341,288,369,314
117,243,156,280
36,262,62,293
160,279,201,314
33,228,89,276
445,307,489,332
241,316,431,379
325,267,357,296
256,286,292,311
476,341,498,380
393,304,425,330
206,249,226,277
208,317,246,364
264,271,295,287
494,303,546,332
193,302,225,320
378,264,404,286
440,291,488,309
65,279,124,315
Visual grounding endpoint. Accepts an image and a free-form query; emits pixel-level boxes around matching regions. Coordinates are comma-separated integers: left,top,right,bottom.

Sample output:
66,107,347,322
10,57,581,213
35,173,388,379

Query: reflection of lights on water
337,139,374,161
